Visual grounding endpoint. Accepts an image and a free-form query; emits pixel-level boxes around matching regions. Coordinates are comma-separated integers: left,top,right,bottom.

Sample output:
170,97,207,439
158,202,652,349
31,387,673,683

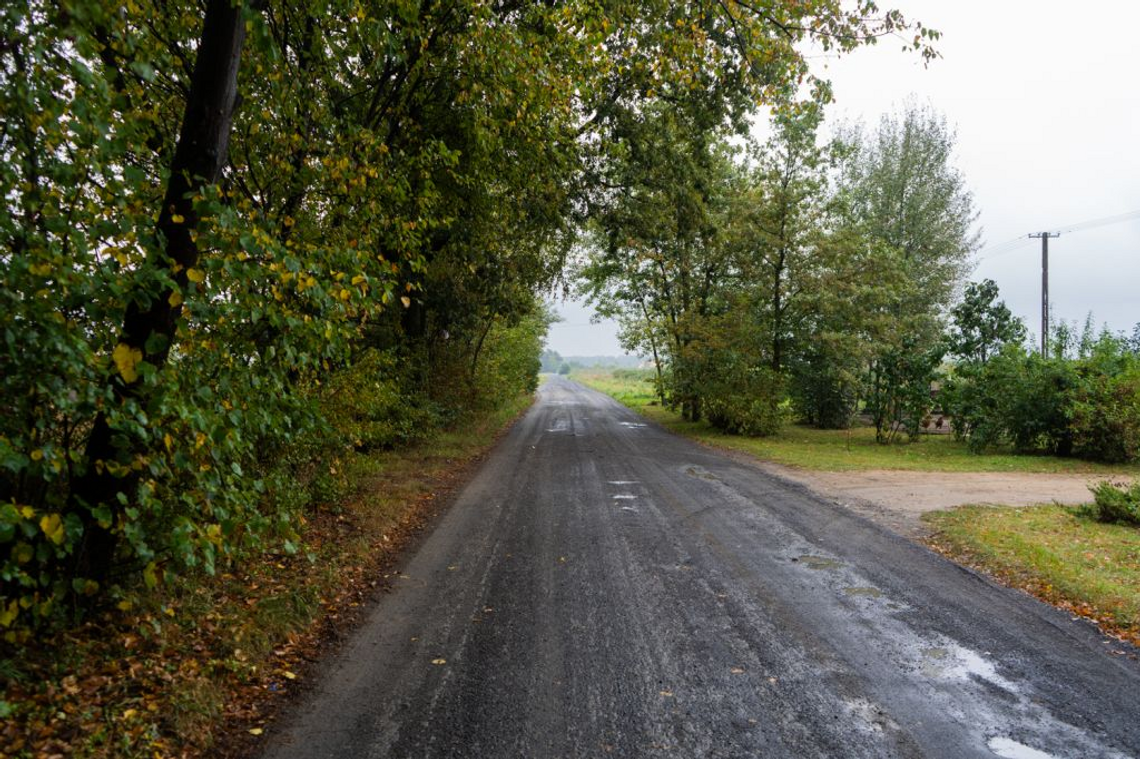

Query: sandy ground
754,463,1134,537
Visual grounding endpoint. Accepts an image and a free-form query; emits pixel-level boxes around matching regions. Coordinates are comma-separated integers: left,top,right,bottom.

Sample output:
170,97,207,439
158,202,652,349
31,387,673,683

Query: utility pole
1028,232,1060,357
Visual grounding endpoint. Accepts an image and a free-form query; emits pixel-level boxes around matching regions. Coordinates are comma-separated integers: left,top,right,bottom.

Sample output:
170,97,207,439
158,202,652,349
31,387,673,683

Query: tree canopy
1,1,938,630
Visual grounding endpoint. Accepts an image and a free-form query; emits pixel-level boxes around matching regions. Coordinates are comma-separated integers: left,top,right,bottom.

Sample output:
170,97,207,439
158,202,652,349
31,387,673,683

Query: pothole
843,586,883,598
796,555,842,570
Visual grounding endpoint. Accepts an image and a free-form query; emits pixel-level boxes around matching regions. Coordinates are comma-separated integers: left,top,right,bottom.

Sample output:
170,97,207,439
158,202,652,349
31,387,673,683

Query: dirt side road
259,377,1140,759
749,465,1125,537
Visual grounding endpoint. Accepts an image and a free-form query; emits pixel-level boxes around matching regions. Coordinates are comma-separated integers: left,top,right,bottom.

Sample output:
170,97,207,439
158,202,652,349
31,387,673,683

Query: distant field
571,368,1139,475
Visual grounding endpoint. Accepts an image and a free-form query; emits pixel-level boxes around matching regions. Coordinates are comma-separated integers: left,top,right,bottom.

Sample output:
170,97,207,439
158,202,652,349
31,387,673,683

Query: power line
1058,208,1140,235
976,208,1140,261
977,237,1034,261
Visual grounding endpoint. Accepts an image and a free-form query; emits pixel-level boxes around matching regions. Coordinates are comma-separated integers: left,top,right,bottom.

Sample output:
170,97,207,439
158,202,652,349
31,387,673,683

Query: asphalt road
262,377,1140,759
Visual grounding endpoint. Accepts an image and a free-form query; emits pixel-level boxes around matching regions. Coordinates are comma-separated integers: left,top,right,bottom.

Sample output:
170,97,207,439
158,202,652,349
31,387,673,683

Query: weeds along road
262,376,1140,759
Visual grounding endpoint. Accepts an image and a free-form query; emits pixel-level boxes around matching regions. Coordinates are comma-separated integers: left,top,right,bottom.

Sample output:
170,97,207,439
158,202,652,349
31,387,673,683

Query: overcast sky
546,1,1140,356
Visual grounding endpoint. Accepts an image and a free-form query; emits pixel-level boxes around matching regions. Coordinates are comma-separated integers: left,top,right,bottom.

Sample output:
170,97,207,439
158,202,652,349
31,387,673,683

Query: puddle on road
987,737,1056,759
619,421,648,429
608,480,639,485
612,494,638,500
796,555,843,570
919,644,1017,692
843,586,883,598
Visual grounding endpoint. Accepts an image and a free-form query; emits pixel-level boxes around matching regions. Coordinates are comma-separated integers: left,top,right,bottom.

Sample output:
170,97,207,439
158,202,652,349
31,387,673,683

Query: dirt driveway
756,464,1132,537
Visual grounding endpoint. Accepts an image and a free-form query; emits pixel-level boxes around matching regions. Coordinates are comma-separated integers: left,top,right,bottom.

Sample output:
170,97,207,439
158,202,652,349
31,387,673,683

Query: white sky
546,1,1140,356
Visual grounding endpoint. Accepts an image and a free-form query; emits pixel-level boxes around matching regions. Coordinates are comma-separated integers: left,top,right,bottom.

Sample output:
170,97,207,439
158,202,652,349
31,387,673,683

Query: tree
834,103,978,442
947,279,1026,365
728,105,830,375
1,0,938,626
835,103,979,310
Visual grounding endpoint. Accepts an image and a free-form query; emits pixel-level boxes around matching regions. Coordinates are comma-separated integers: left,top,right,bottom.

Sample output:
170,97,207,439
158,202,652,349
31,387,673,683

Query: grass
925,505,1140,645
0,393,533,758
572,368,1138,474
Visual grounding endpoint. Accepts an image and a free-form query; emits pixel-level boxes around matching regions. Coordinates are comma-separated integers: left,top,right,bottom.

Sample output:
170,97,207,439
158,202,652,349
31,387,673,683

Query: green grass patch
572,368,1137,474
924,505,1140,643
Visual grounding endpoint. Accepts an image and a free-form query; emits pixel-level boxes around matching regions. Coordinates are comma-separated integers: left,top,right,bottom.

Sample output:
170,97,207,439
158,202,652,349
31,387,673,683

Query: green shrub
1070,367,1140,464
1085,481,1140,527
943,347,1077,455
790,352,859,429
321,349,441,453
703,367,788,437
945,337,1140,463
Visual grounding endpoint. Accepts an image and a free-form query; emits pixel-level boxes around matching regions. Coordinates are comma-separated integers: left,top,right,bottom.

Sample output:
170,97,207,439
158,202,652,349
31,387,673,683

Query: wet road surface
262,377,1140,758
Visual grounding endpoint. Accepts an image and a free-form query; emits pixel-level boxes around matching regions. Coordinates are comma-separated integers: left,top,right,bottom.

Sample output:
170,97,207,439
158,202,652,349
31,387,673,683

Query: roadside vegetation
1,322,540,756
574,368,1137,474
575,89,1140,465
925,495,1140,647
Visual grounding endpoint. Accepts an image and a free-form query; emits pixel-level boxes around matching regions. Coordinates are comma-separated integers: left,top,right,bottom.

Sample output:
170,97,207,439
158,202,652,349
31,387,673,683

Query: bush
790,358,858,429
1085,481,1140,527
943,347,1077,455
321,349,441,454
1070,367,1140,464
703,366,788,437
945,337,1140,463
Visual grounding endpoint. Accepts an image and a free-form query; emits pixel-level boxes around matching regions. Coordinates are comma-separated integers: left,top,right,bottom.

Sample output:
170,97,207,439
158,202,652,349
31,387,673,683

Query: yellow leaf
400,296,411,308
0,600,18,628
30,449,43,461
163,433,173,452
431,658,446,665
19,506,34,520
248,728,263,736
171,214,185,224
186,268,205,283
143,561,158,589
112,342,143,383
351,275,367,286
40,513,65,544
117,599,133,611
168,289,183,307
122,708,138,721
283,671,296,680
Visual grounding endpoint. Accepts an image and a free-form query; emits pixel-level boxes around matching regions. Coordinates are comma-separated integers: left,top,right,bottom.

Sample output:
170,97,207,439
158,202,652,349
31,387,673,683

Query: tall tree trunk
68,0,247,583
638,298,665,404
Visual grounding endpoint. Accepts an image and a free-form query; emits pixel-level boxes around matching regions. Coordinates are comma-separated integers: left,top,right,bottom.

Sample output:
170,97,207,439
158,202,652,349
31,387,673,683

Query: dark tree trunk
68,0,247,582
